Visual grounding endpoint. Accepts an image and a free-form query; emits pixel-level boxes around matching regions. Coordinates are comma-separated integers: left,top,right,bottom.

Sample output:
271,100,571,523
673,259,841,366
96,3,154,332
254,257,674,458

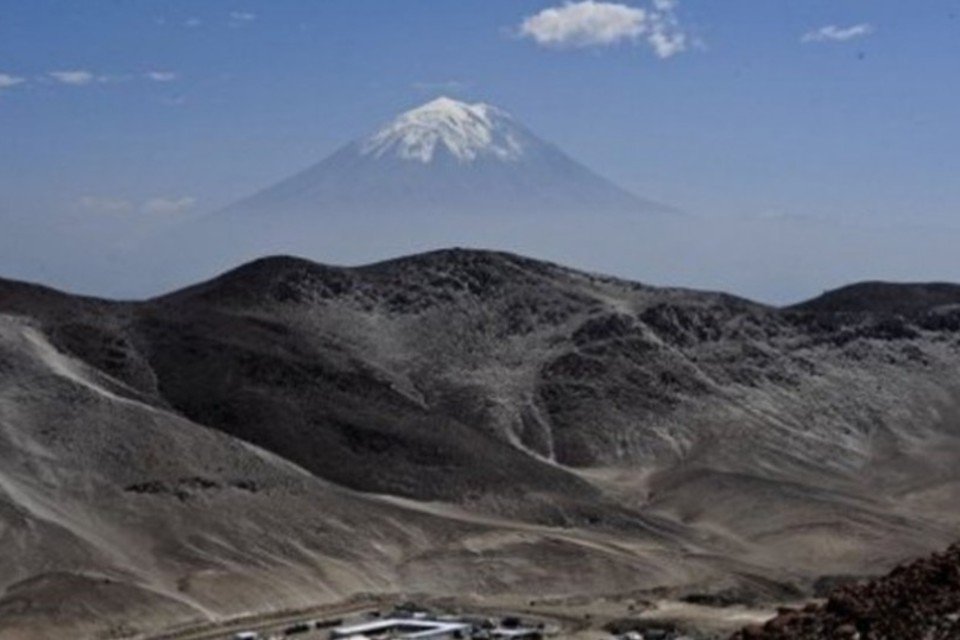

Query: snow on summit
361,97,526,163
215,94,675,223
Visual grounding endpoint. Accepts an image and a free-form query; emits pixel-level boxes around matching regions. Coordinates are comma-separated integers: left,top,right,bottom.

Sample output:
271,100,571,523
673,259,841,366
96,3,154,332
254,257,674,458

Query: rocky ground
731,543,960,639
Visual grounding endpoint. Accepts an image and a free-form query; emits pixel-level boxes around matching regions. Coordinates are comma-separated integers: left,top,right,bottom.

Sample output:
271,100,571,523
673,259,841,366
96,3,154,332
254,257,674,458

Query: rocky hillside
731,543,960,639
1,249,960,637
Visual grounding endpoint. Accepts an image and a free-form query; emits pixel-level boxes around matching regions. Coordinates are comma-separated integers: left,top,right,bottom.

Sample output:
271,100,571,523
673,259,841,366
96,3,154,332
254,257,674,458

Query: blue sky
1,1,959,301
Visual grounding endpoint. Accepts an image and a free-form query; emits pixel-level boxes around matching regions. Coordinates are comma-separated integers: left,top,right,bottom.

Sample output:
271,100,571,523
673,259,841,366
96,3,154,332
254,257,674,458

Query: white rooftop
332,618,471,639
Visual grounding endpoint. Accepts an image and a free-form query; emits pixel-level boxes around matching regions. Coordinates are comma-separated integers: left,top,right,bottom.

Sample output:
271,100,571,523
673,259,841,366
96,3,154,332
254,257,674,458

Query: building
490,627,542,640
330,618,472,640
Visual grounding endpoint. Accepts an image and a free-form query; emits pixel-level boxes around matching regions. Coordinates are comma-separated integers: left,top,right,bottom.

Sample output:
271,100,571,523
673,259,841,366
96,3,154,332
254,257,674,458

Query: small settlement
225,604,697,640
230,607,546,640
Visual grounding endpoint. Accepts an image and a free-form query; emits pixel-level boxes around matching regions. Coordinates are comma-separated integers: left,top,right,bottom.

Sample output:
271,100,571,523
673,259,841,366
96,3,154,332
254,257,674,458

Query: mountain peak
216,95,676,221
417,95,484,112
360,96,525,164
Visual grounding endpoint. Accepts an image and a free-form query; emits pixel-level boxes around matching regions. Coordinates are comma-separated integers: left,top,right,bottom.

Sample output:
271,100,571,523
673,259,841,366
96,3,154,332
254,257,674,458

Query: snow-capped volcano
143,97,679,292
360,97,525,163
219,96,673,220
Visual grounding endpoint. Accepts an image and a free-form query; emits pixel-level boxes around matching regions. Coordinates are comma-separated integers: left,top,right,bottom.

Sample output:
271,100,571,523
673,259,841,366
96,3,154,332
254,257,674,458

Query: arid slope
2,249,960,636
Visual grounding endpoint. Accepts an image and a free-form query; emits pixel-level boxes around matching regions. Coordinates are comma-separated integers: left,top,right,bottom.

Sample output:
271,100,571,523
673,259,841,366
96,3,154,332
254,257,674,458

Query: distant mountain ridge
793,281,960,315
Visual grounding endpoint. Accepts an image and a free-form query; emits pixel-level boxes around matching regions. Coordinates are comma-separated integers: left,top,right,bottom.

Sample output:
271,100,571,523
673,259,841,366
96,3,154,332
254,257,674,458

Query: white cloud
96,74,129,84
802,23,874,43
79,196,134,214
142,196,197,215
229,11,257,26
0,73,24,89
185,17,202,28
518,0,688,58
46,69,174,87
49,70,95,85
146,71,178,82
520,1,646,47
80,195,197,215
646,1,687,58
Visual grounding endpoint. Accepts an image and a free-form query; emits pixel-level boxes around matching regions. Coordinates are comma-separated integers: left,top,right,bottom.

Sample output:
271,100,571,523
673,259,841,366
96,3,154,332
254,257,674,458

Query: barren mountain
2,249,960,637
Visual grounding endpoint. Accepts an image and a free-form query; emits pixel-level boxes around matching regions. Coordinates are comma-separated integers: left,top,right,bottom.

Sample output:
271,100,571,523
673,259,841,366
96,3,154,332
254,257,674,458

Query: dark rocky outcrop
731,544,960,640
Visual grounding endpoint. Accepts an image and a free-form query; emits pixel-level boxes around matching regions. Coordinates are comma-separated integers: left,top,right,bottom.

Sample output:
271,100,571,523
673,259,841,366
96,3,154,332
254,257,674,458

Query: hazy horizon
2,0,959,304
